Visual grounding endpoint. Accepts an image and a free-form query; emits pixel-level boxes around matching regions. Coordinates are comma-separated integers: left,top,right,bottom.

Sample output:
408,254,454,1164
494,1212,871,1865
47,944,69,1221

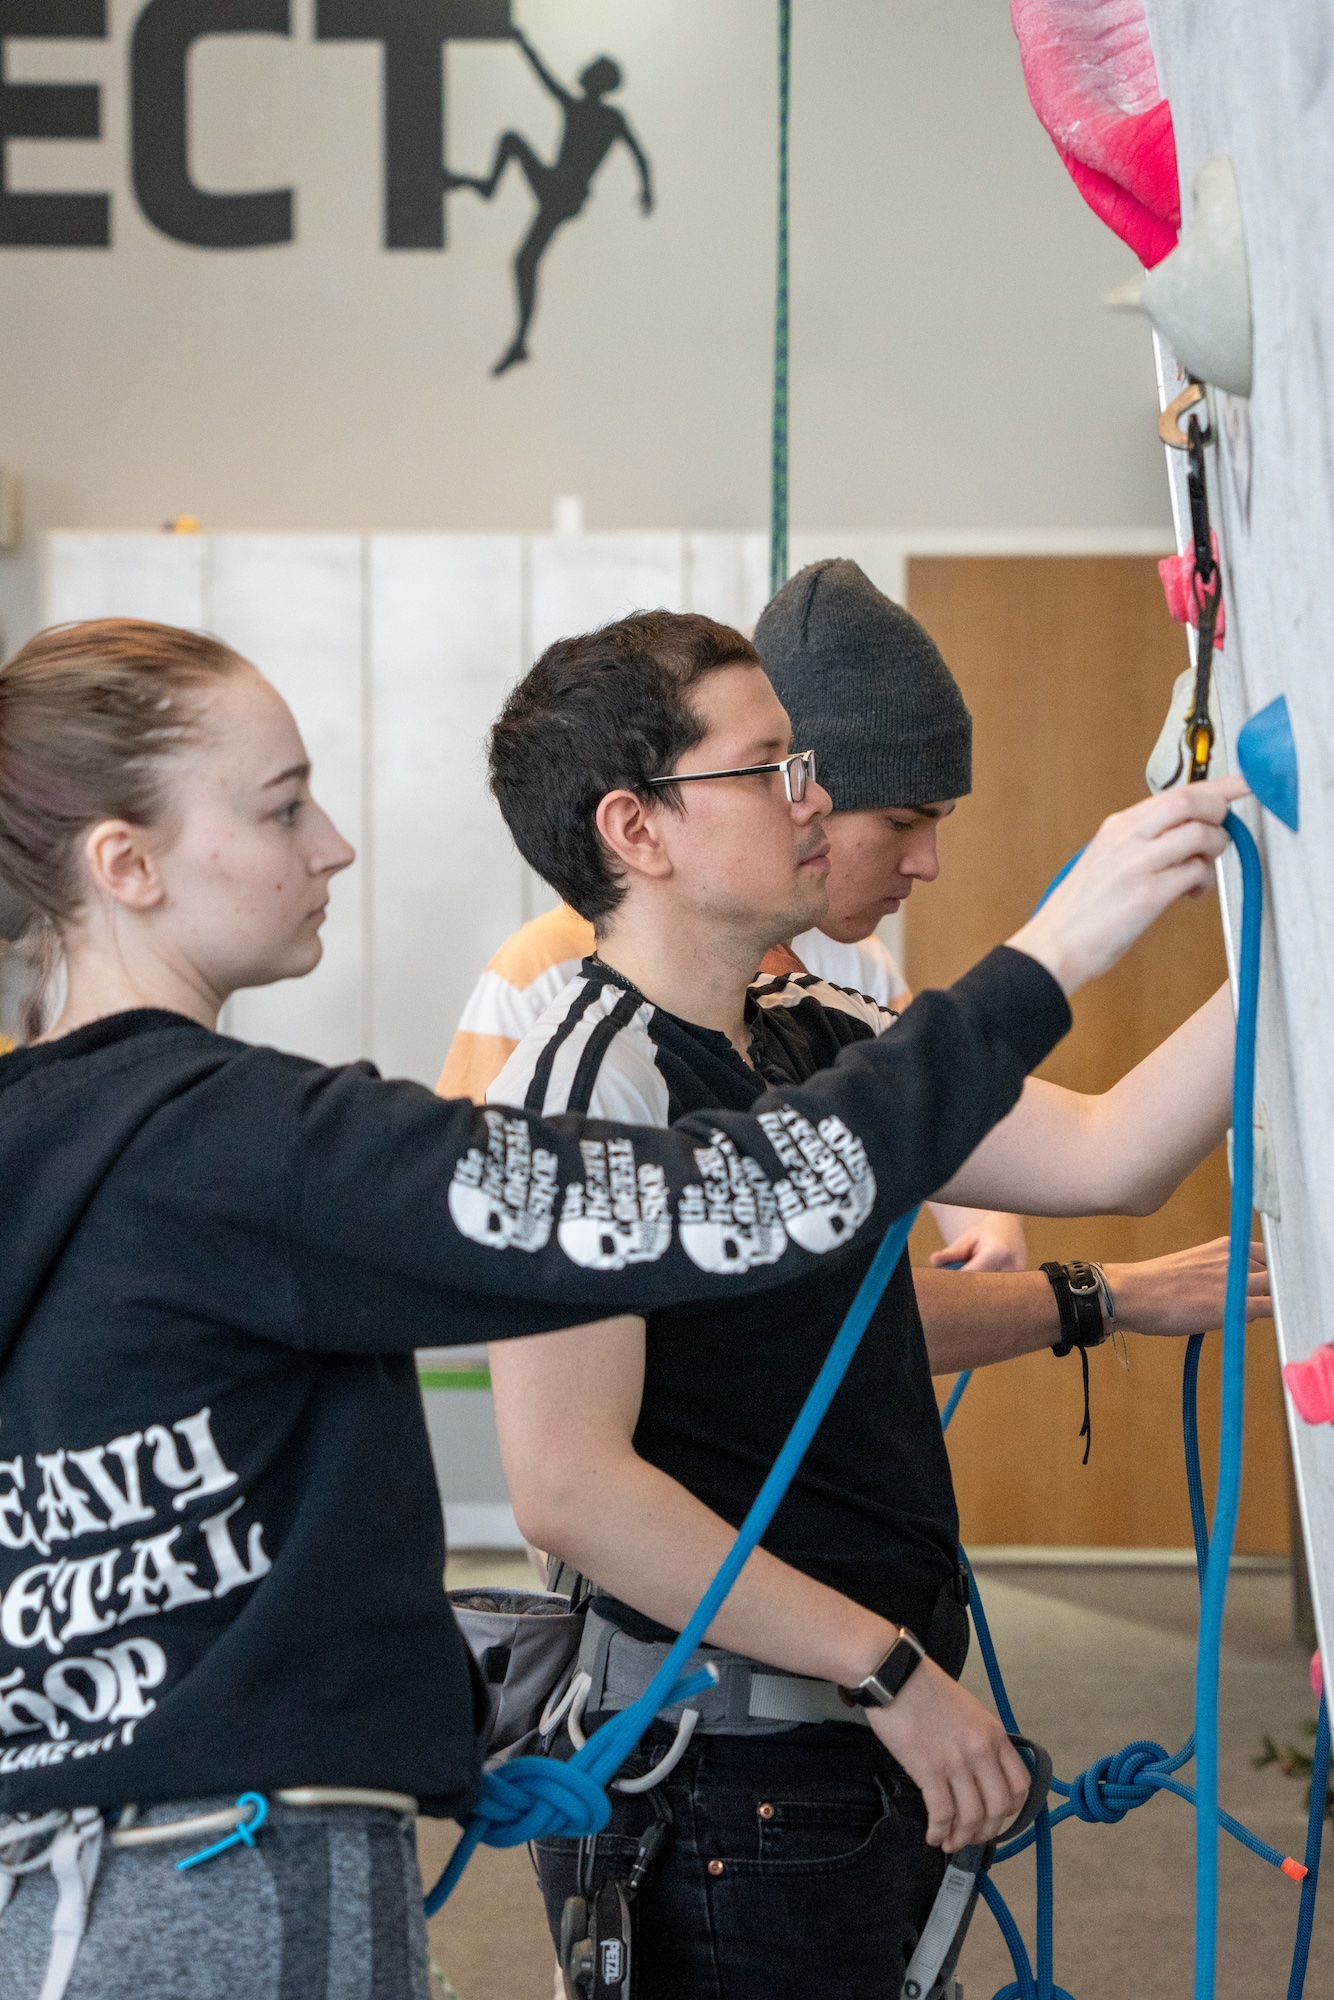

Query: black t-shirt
491,963,967,1655
0,953,1065,1817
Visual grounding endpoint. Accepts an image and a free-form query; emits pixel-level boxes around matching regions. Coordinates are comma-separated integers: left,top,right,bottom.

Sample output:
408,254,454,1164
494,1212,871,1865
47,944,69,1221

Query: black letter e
0,0,110,248
131,0,293,248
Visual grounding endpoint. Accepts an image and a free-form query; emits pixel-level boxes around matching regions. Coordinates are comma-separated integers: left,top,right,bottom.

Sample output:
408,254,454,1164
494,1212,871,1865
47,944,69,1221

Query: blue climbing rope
939,1367,973,1430
940,810,1324,2000
1194,809,1262,1996
1287,1694,1330,2000
770,0,791,596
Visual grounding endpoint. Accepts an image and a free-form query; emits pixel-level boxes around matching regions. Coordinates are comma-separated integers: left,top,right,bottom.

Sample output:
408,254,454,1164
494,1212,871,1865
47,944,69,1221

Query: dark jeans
535,1722,947,2000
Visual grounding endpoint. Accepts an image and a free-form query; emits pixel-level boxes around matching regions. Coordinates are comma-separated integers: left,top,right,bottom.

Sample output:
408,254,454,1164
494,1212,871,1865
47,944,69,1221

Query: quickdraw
1184,409,1223,780
1159,380,1224,783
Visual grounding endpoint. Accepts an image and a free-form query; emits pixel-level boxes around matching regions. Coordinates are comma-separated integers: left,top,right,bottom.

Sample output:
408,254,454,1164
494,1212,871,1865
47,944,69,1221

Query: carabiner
1158,379,1206,451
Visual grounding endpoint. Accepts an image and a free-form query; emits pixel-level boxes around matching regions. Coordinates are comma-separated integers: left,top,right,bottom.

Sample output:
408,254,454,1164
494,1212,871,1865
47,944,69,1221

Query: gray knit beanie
754,559,972,809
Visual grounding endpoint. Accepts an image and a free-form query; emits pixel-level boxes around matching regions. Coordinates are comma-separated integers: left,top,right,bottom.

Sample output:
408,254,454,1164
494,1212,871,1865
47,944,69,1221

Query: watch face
842,1631,924,1706
854,1633,921,1705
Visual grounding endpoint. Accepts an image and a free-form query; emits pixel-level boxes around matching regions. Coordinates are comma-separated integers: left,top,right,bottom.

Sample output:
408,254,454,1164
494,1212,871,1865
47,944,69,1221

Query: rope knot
1065,1741,1169,1825
470,1756,610,1851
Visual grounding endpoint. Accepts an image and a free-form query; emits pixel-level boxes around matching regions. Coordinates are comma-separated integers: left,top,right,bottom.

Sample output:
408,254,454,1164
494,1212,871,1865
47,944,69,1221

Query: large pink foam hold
1284,1343,1334,1427
1158,534,1226,646
1010,0,1181,266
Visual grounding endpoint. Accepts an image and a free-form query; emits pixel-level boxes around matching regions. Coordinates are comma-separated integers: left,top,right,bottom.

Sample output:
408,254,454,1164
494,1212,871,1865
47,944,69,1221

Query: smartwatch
838,1627,926,1708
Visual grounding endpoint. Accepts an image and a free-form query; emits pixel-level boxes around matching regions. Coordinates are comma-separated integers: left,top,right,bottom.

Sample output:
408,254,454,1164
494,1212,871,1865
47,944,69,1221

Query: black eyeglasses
645,748,818,805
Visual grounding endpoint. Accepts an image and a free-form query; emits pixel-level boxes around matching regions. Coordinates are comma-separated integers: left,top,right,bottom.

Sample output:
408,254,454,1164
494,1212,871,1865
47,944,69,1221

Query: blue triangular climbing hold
1237,694,1299,831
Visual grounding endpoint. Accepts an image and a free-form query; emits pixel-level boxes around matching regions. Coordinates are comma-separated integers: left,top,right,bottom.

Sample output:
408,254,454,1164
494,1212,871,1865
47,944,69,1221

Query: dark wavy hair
489,610,762,925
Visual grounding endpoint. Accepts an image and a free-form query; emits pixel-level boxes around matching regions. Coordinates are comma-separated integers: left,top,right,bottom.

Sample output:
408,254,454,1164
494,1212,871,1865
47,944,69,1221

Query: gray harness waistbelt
580,1608,870,1737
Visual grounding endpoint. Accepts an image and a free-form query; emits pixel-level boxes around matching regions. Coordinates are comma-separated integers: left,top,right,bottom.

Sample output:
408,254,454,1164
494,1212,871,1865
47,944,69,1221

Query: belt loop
723,1660,752,1732
584,1613,618,1720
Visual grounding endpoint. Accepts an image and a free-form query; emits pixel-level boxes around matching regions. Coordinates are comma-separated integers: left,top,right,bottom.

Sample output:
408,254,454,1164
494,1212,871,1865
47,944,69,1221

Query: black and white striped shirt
488,959,895,1126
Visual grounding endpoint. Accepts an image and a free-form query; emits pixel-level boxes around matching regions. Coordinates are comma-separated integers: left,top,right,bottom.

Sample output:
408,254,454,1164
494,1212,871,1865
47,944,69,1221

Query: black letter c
131,0,293,248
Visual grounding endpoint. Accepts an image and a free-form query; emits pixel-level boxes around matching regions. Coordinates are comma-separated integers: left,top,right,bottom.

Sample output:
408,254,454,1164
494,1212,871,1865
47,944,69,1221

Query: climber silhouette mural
449,27,654,374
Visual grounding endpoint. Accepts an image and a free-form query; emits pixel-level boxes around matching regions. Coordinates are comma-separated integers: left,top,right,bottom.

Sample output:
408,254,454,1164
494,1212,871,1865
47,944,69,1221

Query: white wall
2,0,1169,655
1146,1,1334,1675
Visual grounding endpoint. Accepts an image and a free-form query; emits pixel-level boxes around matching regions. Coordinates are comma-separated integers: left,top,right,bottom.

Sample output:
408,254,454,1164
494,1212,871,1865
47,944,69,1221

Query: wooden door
904,556,1287,1555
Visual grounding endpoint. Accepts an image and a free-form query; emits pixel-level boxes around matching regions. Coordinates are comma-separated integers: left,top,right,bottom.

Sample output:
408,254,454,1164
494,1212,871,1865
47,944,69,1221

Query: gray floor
422,1558,1330,2000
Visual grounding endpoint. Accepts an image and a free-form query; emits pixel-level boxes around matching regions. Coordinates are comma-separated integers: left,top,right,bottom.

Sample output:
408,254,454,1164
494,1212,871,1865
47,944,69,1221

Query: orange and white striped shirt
436,905,595,1101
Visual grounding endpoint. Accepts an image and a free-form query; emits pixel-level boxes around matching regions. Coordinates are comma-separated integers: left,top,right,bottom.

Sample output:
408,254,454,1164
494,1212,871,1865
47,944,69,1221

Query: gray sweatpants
0,1798,432,2000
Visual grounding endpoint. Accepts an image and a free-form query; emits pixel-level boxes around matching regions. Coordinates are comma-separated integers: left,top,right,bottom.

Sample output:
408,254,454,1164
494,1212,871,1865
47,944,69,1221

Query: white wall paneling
685,532,770,630
368,535,527,1086
45,533,207,630
210,536,367,1067
528,534,688,658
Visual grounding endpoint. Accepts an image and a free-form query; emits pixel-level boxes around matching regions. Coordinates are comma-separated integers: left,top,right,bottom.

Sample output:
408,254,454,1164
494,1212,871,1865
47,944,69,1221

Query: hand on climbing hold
866,1655,1031,1852
1007,775,1248,996
1108,1236,1269,1338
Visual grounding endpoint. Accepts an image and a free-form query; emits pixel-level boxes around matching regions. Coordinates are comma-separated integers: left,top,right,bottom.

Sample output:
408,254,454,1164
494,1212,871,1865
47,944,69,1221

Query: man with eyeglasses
439,564,1024,1272
477,604,1260,2000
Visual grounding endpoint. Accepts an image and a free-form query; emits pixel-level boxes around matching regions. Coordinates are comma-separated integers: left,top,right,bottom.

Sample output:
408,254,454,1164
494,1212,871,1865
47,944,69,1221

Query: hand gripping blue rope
942,809,1328,2000
425,1204,920,1916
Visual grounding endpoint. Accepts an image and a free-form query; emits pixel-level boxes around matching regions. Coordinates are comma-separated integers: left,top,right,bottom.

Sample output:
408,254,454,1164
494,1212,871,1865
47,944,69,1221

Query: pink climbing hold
1283,1342,1334,1427
1010,0,1181,267
1313,1650,1324,1704
1158,534,1226,647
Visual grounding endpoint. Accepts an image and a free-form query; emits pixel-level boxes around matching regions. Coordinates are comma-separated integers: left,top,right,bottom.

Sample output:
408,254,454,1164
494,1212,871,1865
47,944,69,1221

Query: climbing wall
1144,2,1334,1678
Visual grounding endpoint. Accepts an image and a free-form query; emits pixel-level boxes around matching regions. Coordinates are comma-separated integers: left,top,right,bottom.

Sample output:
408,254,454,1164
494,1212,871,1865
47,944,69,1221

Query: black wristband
1042,1261,1108,1466
1041,1261,1110,1356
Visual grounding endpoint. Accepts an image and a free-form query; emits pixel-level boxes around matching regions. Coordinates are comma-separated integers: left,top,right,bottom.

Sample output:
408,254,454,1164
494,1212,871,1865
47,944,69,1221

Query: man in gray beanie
756,557,972,811
756,559,1024,1272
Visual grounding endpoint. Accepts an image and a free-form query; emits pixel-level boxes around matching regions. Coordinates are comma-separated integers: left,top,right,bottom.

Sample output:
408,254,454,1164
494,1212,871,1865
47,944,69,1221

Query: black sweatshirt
0,948,1067,1820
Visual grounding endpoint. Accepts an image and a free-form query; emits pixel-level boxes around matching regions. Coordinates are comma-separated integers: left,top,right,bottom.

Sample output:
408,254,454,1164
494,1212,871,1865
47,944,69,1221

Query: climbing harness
769,0,791,595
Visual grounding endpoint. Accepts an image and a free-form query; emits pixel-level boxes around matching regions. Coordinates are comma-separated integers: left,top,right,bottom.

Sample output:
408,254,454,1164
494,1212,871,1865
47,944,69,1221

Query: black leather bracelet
1041,1260,1111,1356
1042,1261,1110,1466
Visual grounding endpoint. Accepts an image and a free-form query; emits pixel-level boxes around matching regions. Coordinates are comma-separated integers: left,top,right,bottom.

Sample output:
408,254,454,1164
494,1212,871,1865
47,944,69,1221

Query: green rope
770,0,791,597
